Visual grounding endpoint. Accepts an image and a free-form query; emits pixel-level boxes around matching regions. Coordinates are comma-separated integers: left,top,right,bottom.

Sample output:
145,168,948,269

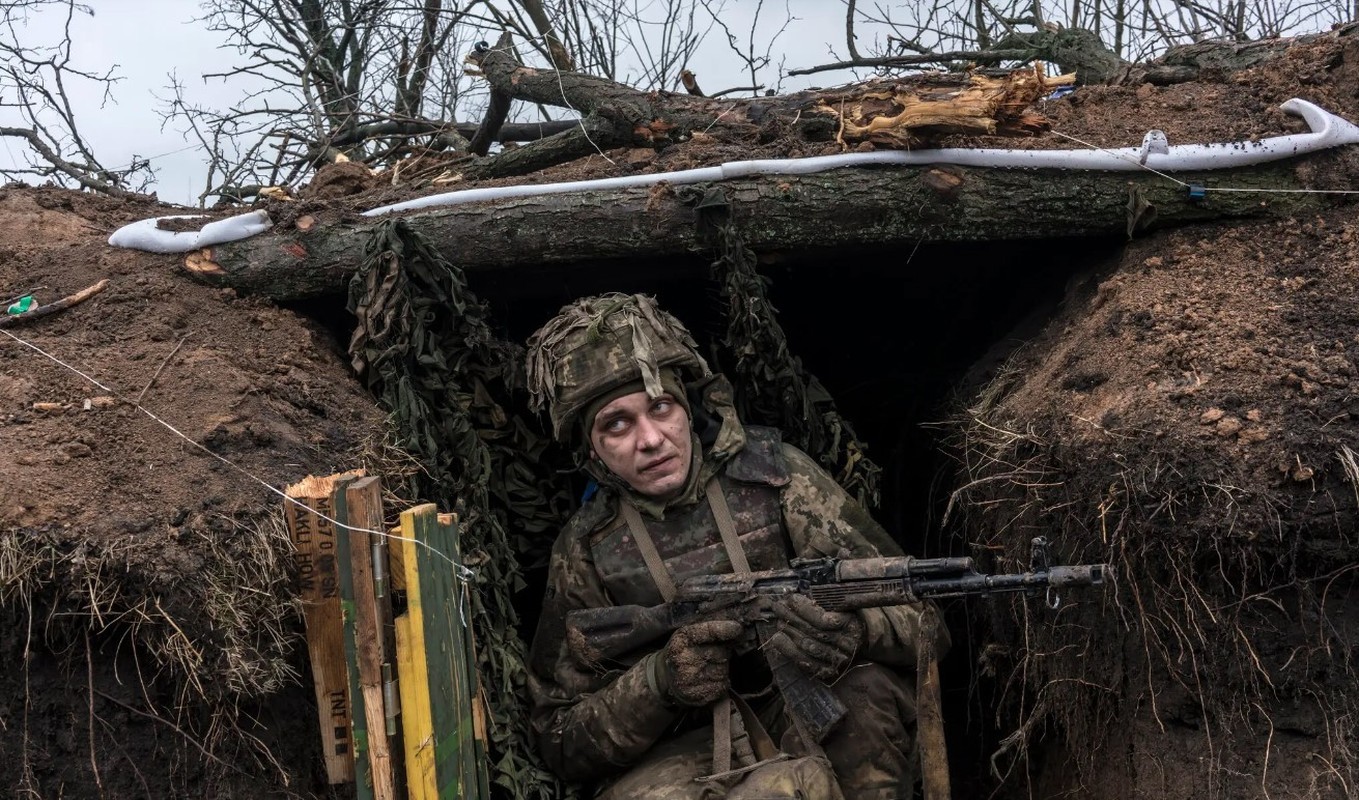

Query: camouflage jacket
527,424,944,784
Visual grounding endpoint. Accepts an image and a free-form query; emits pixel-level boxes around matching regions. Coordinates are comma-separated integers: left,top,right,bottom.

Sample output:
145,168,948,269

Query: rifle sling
620,482,762,779
620,502,677,602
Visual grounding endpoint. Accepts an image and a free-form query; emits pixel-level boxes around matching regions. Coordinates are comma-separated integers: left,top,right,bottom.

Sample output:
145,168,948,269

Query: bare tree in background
162,0,485,204
160,0,720,204
792,0,1356,79
0,0,152,196
3,0,1356,202
695,0,797,97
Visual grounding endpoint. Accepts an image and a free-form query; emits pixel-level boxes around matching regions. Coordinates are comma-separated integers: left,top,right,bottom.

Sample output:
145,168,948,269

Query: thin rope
1204,185,1359,195
0,327,474,583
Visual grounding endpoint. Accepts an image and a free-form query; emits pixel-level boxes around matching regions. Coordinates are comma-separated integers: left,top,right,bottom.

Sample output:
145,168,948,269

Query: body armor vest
587,427,792,606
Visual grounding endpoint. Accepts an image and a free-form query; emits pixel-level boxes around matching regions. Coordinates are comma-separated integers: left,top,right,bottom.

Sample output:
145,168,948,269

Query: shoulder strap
706,480,752,575
619,503,676,602
621,486,765,779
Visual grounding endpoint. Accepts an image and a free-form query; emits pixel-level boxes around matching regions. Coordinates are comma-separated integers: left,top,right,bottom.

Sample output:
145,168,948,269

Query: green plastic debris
6,295,34,315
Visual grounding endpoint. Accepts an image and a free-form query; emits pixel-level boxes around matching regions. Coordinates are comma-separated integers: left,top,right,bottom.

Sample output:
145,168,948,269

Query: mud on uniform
527,378,948,799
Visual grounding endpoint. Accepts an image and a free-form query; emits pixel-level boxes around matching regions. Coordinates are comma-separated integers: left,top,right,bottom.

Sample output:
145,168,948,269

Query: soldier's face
589,390,693,498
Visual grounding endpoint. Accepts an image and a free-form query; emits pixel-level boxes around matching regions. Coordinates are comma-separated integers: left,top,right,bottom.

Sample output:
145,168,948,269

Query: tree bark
185,158,1346,301
460,41,1071,179
1118,21,1359,85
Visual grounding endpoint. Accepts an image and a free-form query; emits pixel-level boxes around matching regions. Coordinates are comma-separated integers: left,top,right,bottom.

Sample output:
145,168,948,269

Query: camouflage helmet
525,293,710,441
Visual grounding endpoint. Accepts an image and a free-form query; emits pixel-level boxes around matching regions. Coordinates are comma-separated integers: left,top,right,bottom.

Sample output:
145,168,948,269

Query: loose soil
1,27,1357,800
0,186,387,798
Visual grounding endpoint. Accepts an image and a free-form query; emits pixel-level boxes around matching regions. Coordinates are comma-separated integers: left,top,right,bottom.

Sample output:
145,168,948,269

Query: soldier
525,293,946,799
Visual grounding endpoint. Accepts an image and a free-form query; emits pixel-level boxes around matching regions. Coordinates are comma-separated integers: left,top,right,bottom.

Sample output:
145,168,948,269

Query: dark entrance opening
295,234,1124,797
472,235,1122,796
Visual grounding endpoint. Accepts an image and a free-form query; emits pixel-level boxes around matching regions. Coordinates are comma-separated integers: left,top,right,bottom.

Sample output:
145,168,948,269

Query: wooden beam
283,470,365,784
395,505,487,799
345,477,404,800
439,513,491,798
333,476,372,800
192,159,1344,302
395,613,434,800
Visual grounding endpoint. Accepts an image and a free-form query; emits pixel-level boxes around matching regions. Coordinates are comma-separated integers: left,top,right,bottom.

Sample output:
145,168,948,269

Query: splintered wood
283,469,366,784
814,65,1075,147
285,473,487,798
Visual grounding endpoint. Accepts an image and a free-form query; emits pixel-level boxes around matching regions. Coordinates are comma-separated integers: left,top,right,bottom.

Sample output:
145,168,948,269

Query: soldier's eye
652,399,673,415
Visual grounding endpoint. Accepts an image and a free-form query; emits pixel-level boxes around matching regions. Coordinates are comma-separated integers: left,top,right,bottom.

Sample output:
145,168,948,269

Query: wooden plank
283,470,363,784
345,476,403,800
395,613,434,800
460,586,492,799
409,507,478,799
397,507,438,800
440,513,491,798
388,525,405,593
432,507,481,793
333,476,373,800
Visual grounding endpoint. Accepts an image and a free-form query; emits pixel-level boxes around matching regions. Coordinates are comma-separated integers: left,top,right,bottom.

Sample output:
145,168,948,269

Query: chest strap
619,502,677,602
706,480,752,575
618,481,769,779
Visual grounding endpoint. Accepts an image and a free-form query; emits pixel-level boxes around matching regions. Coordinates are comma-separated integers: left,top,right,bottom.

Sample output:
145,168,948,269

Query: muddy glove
765,595,864,682
648,619,744,707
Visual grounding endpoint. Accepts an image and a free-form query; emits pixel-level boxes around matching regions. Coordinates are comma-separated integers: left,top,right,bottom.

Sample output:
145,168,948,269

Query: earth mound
0,186,388,797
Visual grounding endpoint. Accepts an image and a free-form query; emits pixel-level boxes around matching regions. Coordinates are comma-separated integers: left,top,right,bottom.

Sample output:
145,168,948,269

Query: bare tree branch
0,1,152,195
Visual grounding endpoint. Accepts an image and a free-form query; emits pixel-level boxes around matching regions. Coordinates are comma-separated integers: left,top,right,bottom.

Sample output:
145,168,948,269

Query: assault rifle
566,537,1107,742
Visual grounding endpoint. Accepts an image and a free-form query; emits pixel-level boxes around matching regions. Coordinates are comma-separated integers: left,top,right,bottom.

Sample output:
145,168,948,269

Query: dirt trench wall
0,187,391,798
951,210,1359,799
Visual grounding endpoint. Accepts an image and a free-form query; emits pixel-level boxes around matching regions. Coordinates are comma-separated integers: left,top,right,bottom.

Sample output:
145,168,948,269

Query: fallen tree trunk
455,41,1070,180
186,157,1349,301
1119,21,1359,85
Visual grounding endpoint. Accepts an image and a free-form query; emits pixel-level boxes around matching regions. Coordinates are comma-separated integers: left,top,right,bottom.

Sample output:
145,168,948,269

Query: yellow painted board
396,612,435,800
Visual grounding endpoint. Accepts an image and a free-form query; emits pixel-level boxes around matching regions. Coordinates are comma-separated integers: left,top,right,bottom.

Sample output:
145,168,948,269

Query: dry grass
944,370,1359,799
0,514,307,794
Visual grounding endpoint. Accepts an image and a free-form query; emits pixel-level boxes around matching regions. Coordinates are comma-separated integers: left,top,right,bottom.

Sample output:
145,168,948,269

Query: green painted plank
411,508,468,799
458,579,491,799
333,476,374,800
439,516,480,800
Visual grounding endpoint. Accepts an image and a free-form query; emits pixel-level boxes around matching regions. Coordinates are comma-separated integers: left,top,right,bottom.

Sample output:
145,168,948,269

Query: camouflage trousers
596,664,918,800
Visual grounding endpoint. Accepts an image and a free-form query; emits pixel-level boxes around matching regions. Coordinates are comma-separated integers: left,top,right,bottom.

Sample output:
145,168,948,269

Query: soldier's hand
651,619,744,707
766,595,863,681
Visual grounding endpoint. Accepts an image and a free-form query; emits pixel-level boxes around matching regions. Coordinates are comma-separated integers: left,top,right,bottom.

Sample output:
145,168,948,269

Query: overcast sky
2,0,866,206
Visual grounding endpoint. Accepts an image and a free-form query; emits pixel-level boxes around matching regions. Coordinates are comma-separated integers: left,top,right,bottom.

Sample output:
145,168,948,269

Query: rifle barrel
914,565,1105,599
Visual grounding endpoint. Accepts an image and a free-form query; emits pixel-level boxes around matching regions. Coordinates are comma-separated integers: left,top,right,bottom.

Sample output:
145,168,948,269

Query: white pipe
107,210,273,254
107,98,1359,252
360,98,1359,217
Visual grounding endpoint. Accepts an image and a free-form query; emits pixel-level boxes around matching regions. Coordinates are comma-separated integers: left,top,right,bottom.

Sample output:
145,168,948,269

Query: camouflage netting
347,219,575,798
682,185,884,508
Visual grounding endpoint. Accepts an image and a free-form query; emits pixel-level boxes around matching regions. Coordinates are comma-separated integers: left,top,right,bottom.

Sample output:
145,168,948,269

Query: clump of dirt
0,185,389,797
950,209,1359,798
